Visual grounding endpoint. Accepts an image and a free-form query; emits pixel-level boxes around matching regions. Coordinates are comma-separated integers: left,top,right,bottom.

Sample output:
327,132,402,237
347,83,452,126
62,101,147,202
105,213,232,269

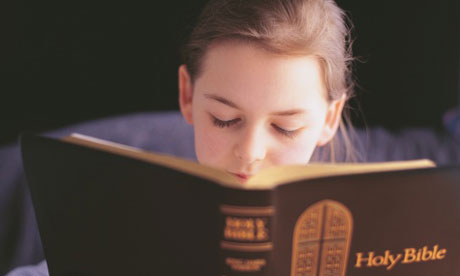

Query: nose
233,125,267,164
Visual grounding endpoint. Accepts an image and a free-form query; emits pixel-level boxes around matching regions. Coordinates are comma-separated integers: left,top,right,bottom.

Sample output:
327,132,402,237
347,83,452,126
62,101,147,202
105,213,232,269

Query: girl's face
179,42,344,184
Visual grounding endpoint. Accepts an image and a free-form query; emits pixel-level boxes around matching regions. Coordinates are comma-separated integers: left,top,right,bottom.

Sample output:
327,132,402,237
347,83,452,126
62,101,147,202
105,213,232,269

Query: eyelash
271,124,299,139
212,116,299,139
212,117,240,128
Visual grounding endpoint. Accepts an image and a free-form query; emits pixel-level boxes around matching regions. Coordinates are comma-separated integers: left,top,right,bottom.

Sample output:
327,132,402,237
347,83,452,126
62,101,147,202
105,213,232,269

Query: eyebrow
204,93,307,116
270,109,306,116
204,93,241,109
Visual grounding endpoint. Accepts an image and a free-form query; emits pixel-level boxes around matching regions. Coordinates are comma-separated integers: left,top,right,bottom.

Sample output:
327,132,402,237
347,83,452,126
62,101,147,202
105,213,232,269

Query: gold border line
220,205,275,216
220,241,273,252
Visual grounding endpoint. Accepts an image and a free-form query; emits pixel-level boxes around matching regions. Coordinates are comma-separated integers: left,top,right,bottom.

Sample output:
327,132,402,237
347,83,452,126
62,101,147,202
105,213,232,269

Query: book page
64,133,435,190
63,133,242,188
245,159,436,189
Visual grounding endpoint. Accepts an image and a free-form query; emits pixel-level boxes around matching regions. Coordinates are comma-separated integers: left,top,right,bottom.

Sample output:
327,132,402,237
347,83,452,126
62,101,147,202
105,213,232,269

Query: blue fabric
2,111,460,276
444,108,460,142
5,261,48,276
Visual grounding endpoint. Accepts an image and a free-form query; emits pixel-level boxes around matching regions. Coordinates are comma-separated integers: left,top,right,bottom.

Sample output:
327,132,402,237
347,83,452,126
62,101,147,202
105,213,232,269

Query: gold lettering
382,250,390,266
224,217,258,241
372,255,385,266
225,257,266,272
416,248,422,262
255,218,265,228
402,248,417,264
355,251,374,268
356,245,447,270
387,253,402,270
437,249,447,260
421,246,432,261
431,245,438,260
255,218,268,241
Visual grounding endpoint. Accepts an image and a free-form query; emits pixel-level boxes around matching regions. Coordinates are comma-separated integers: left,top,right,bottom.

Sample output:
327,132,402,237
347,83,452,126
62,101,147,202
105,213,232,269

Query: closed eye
271,124,299,138
212,116,240,128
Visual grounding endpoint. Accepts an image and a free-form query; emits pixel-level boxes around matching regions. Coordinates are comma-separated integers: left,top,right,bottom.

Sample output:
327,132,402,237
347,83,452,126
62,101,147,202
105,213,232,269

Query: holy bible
20,133,460,276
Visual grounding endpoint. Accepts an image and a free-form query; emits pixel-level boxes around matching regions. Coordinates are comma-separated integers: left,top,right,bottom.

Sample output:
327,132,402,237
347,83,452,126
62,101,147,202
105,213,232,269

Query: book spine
218,188,274,276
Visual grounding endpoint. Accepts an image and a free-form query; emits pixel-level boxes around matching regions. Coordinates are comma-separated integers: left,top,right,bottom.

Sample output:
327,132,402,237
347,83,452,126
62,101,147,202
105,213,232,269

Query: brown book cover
20,133,460,276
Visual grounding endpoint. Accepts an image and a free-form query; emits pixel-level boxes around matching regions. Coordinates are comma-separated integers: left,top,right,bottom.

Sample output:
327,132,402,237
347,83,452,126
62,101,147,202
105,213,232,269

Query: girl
178,0,356,184
7,0,356,274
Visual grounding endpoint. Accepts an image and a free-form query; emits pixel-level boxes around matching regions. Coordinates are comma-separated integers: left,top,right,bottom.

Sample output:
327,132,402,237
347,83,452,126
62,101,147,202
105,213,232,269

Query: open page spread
65,133,435,189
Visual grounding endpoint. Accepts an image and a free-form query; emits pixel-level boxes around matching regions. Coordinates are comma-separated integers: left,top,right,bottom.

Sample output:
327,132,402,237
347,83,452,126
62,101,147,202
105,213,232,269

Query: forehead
200,41,323,81
194,42,328,111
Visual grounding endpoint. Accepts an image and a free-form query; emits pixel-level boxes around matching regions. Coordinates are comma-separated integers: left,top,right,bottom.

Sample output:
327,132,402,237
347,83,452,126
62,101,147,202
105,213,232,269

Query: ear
178,64,194,124
317,94,346,146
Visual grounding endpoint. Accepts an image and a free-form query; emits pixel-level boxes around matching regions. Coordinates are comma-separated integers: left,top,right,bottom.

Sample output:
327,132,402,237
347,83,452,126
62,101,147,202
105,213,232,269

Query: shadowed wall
1,0,459,145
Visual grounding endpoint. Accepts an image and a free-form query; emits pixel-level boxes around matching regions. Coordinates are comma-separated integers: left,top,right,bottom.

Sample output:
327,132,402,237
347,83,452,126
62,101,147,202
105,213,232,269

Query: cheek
270,113,328,165
270,135,320,165
193,121,231,166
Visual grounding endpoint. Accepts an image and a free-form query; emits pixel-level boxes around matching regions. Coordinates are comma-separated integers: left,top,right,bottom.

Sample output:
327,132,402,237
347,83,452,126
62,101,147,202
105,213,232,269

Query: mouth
229,172,252,182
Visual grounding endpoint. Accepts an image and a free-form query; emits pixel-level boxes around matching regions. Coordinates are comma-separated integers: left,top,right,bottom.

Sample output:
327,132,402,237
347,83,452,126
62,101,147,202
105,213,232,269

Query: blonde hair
182,0,361,162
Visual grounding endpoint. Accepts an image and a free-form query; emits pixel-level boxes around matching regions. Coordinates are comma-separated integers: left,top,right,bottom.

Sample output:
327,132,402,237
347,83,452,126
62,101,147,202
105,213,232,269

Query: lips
229,172,252,182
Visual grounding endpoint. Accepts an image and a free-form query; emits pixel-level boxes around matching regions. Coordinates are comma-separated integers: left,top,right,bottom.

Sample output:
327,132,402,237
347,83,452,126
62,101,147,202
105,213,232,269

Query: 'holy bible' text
355,245,447,270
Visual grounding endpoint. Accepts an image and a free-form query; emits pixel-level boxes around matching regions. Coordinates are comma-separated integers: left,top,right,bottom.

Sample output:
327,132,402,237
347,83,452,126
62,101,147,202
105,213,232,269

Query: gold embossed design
291,200,353,276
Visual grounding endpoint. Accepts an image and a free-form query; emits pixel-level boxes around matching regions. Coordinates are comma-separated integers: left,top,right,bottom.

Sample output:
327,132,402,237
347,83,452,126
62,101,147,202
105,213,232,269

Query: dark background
1,0,460,146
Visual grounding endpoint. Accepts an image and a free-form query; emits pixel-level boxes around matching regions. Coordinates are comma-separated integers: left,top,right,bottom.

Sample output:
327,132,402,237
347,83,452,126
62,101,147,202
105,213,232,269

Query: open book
20,133,460,276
